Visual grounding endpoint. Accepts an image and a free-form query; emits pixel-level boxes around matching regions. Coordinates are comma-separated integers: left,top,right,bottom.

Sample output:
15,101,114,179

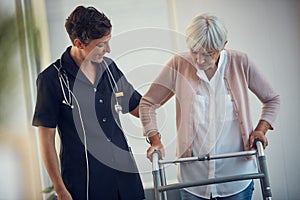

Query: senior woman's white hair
185,13,227,52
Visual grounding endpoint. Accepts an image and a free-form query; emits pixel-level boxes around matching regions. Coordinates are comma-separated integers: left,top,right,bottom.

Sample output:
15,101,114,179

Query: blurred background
0,0,299,199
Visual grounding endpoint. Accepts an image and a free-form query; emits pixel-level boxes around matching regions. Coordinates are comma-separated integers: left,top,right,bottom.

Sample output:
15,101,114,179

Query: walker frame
151,140,272,200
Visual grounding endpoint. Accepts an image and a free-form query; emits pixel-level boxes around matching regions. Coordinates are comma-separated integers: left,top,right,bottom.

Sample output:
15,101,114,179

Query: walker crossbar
151,140,272,200
158,173,264,192
159,150,257,165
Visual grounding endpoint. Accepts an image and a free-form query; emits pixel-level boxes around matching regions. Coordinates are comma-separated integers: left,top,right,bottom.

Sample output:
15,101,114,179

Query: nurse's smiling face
72,33,112,65
82,34,111,63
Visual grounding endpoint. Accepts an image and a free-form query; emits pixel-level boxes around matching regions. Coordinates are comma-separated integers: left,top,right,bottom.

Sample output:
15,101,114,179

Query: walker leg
153,169,162,200
152,151,163,200
258,156,272,199
159,164,167,200
256,141,272,200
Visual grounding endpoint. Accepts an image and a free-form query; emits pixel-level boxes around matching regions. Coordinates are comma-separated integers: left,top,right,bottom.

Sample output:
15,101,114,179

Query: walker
151,140,272,200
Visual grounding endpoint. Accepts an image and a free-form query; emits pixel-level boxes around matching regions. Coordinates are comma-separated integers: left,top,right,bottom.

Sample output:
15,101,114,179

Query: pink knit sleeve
139,57,177,136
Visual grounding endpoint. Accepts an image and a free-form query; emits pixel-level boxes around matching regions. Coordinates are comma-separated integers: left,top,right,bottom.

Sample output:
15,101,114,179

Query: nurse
32,5,144,200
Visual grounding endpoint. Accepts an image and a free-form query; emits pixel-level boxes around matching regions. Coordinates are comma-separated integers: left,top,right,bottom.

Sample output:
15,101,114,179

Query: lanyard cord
103,59,119,93
103,60,123,114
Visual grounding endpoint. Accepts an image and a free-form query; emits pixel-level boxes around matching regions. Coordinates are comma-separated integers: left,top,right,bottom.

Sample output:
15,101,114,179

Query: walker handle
254,139,265,156
253,138,265,148
151,150,162,172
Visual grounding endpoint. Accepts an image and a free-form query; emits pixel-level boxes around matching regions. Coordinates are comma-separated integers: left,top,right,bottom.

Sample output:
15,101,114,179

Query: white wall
42,0,300,199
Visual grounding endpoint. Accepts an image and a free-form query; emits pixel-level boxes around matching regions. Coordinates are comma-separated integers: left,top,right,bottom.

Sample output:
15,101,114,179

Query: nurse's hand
146,132,165,161
57,189,73,200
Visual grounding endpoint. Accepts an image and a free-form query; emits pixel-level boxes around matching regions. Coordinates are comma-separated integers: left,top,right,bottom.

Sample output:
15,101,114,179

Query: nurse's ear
73,38,85,49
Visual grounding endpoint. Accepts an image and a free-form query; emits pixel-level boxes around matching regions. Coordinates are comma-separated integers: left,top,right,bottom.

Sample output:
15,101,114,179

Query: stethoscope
53,58,123,113
53,58,124,200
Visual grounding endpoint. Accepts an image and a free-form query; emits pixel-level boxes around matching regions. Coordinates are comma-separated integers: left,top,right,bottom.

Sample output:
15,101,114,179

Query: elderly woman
139,13,280,200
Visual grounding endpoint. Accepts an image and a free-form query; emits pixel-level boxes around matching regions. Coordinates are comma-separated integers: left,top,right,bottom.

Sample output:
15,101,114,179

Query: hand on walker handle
146,132,165,161
147,143,165,161
249,130,268,149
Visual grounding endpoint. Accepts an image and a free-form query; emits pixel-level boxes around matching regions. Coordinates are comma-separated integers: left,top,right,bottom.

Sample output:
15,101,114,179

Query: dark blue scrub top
32,47,145,200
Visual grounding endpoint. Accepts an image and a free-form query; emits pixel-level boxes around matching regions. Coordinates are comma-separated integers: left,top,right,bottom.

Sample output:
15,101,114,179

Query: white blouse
178,50,257,198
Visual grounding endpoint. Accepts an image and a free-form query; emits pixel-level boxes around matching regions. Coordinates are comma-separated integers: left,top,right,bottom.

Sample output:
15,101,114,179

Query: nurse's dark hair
65,5,112,45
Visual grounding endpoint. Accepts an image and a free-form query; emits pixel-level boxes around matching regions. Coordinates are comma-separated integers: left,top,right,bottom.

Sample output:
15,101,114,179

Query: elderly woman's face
190,48,220,71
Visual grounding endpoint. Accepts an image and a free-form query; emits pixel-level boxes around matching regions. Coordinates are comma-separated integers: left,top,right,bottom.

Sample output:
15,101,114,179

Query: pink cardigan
140,49,280,157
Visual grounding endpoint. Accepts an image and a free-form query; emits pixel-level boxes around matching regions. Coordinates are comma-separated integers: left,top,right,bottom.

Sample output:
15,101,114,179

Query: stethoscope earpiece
62,100,74,109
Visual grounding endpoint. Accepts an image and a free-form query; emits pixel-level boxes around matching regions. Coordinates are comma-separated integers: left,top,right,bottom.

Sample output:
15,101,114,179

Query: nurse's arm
130,105,140,118
38,126,72,199
129,91,174,118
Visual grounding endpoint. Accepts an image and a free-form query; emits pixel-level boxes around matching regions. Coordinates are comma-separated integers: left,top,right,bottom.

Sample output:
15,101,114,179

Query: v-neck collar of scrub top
60,46,106,87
